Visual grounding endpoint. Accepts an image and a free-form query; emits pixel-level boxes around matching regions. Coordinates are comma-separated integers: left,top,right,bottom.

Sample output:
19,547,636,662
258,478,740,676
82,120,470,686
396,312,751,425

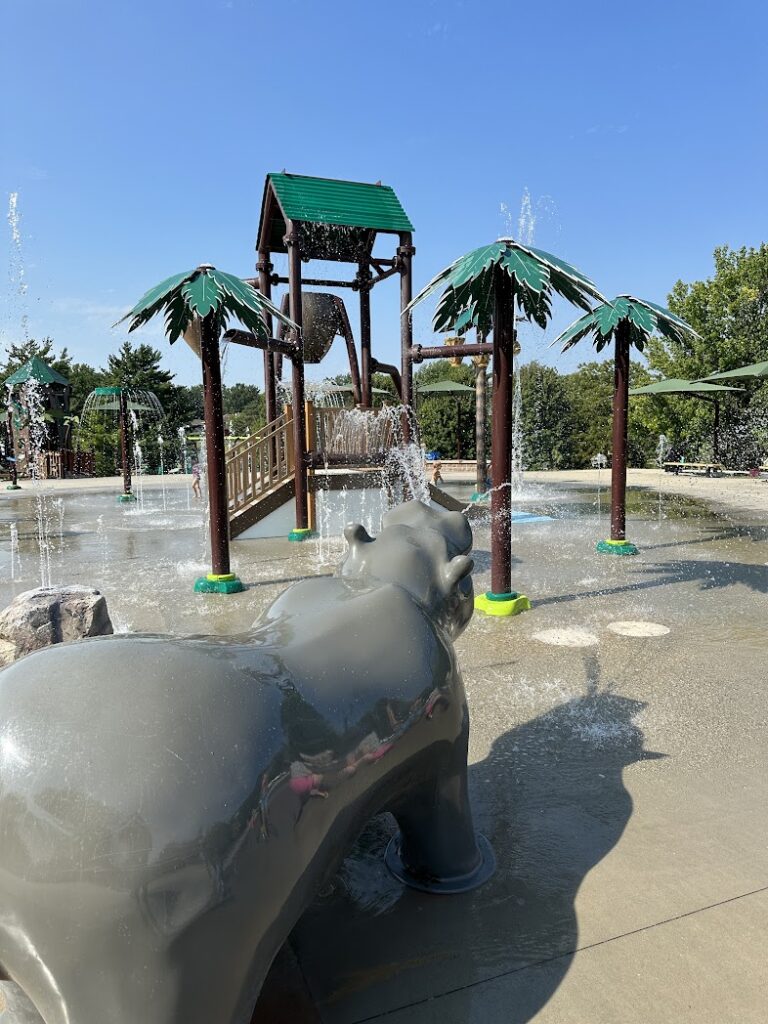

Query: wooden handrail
225,411,295,517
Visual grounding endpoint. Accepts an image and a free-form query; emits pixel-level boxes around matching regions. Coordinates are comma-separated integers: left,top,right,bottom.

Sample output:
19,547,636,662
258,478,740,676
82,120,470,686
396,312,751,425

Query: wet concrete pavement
1,480,766,1022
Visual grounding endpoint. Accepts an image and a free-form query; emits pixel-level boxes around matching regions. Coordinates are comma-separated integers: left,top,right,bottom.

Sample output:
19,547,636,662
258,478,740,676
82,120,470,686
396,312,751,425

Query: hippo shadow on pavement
274,663,663,1024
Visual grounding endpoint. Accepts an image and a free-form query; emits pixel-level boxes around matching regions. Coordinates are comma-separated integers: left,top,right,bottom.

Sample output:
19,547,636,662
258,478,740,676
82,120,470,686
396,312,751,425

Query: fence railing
34,449,95,479
225,411,294,517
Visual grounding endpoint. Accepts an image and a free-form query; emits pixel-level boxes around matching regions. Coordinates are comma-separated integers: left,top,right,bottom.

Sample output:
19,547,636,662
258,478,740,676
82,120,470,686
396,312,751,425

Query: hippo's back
0,633,286,885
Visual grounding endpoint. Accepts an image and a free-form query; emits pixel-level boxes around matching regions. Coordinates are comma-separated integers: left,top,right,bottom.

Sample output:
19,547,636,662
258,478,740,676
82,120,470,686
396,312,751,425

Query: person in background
430,462,443,486
191,460,202,499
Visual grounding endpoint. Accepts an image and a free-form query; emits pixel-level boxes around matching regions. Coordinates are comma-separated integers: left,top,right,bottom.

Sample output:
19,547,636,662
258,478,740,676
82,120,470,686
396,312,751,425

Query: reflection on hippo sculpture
0,501,493,1024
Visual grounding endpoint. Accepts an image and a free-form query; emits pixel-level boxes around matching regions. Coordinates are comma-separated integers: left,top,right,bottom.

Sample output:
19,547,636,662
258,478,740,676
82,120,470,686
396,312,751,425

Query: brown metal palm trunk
610,322,630,541
200,312,231,576
118,389,132,495
475,356,487,494
491,268,514,595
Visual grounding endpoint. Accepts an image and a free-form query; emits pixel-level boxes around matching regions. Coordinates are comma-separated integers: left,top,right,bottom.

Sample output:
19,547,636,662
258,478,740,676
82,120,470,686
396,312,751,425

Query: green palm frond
116,265,298,343
406,238,603,338
552,295,699,354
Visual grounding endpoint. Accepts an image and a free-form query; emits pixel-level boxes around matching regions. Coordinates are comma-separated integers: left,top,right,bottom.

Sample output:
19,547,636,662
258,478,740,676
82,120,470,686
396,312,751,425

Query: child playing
191,461,202,499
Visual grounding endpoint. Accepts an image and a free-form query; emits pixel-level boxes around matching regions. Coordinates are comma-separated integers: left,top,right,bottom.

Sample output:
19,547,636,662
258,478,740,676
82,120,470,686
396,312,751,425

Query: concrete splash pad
1,478,767,1022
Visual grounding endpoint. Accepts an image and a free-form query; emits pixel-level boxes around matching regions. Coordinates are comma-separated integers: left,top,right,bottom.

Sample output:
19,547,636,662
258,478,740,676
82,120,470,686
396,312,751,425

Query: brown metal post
286,220,309,531
713,400,720,461
359,261,372,409
200,311,231,575
257,252,278,427
118,388,132,496
610,321,631,541
474,348,489,494
305,400,317,531
398,233,414,408
491,267,514,595
5,409,19,487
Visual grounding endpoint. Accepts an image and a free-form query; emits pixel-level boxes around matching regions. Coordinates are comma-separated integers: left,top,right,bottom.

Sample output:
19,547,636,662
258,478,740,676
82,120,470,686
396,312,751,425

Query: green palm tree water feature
408,238,603,616
553,296,699,556
118,265,296,593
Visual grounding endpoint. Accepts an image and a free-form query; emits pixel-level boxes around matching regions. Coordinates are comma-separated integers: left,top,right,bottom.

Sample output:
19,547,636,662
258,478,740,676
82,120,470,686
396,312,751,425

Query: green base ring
469,491,490,504
475,591,531,617
194,574,244,594
596,539,638,556
5,485,21,491
288,528,317,542
117,493,137,503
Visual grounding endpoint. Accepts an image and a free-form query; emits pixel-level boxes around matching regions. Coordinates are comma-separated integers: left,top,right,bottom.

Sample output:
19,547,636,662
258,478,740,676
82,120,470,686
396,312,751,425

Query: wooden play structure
2,356,93,481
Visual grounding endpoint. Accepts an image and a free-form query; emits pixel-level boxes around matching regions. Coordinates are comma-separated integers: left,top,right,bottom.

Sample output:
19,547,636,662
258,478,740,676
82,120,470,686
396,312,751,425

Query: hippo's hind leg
385,702,495,894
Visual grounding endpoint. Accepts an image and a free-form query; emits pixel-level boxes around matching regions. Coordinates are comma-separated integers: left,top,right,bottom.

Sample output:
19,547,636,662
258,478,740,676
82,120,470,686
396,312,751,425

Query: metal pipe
335,298,362,406
410,342,493,362
359,262,372,408
491,267,514,596
118,389,132,496
222,330,298,358
610,320,630,541
267,276,359,289
370,358,402,396
286,221,309,531
200,312,231,575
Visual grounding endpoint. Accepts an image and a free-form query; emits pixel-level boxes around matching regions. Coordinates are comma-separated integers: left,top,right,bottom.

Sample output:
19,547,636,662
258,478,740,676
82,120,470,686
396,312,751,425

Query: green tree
103,341,175,403
67,362,105,417
414,360,476,459
225,395,265,438
223,383,262,415
564,360,655,468
645,244,768,466
519,362,576,469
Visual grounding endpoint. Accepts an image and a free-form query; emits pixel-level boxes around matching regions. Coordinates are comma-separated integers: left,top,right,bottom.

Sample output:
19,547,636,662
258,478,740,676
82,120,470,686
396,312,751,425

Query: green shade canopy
554,296,699,353
117,265,296,344
4,355,69,389
408,238,604,335
629,378,744,397
417,380,476,394
698,360,768,382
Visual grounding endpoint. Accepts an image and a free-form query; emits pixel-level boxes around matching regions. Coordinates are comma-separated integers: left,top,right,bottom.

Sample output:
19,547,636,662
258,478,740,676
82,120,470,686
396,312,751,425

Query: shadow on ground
256,661,663,1023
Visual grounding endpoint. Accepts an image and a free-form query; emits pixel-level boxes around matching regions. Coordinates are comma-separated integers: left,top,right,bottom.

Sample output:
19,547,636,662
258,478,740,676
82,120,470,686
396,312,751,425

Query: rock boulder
0,586,113,665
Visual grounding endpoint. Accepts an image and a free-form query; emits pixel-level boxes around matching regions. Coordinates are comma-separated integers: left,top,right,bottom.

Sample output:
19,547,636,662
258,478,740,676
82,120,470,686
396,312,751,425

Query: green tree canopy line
0,339,267,475
417,245,768,468
2,243,766,472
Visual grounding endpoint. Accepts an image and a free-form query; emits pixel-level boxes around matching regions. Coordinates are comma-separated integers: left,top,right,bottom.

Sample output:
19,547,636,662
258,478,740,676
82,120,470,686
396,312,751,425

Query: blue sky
2,0,767,387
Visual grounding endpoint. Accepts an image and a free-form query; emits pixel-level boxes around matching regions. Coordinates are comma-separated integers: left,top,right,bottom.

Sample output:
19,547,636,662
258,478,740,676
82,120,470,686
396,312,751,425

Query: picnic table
663,461,725,477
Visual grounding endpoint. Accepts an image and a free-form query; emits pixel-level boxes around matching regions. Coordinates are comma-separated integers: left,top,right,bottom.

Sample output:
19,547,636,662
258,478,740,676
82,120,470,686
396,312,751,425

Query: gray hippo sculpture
0,500,493,1024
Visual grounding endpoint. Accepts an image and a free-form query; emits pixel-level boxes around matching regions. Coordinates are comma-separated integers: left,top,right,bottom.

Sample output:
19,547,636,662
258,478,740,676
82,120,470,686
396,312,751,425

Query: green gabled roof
4,355,69,389
267,172,413,232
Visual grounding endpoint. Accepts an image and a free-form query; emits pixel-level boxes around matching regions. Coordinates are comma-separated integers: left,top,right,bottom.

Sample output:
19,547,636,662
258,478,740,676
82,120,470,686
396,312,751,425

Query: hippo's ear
443,554,474,589
344,523,373,547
